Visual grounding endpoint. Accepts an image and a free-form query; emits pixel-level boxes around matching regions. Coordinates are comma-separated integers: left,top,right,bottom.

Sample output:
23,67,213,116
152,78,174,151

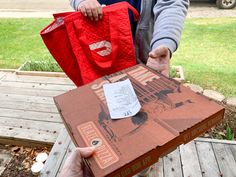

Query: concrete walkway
0,1,236,18
0,0,71,10
0,0,72,18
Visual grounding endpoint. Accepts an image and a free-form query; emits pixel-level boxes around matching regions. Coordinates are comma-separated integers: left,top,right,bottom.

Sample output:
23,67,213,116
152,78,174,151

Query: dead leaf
25,148,32,153
22,161,30,169
11,146,20,152
218,131,226,136
19,146,24,154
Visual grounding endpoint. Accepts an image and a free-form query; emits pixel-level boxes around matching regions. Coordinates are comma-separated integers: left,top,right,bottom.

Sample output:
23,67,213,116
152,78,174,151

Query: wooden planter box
15,62,184,81
0,69,16,72
16,61,66,78
172,65,185,82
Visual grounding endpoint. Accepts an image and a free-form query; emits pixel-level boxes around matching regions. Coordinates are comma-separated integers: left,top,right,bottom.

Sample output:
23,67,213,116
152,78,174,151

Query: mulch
0,144,50,177
205,102,236,140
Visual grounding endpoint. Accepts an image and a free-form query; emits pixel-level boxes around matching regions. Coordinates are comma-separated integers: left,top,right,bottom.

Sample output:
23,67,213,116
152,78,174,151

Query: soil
203,102,236,140
0,144,50,177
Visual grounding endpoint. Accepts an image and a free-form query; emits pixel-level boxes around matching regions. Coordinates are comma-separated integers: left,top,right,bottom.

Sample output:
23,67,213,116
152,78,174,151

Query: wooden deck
0,72,75,147
0,72,236,177
40,128,236,177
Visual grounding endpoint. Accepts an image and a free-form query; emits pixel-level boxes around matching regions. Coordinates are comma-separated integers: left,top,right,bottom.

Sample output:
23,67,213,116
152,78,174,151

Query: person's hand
77,0,103,21
146,46,171,77
59,147,95,177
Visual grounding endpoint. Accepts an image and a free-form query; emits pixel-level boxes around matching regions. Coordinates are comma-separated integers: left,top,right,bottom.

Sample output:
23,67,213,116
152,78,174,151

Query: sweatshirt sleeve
150,0,189,55
69,0,85,10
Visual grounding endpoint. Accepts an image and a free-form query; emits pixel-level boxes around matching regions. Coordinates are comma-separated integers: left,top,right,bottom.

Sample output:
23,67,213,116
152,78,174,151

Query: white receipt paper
103,79,141,119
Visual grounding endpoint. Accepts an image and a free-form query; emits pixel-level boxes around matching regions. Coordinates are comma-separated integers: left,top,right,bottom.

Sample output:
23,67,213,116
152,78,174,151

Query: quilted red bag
40,2,139,87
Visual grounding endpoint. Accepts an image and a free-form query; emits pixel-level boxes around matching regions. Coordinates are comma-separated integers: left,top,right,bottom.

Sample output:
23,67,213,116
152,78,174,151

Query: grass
172,18,236,97
0,17,235,96
0,18,53,69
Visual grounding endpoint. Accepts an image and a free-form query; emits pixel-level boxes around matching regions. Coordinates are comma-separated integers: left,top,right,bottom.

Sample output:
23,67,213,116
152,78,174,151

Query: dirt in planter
204,102,236,140
0,144,50,177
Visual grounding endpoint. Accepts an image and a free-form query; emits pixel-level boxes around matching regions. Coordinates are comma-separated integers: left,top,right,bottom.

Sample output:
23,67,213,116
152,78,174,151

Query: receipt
103,79,141,119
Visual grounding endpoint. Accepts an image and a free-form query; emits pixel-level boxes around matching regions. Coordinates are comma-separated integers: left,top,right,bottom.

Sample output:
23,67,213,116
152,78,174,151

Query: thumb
149,46,169,59
78,147,95,158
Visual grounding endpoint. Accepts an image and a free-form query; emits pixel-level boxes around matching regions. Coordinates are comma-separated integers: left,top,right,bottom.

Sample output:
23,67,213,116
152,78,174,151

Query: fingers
97,5,103,20
86,8,94,21
79,5,87,16
91,5,101,21
147,59,167,71
59,149,83,177
59,147,95,177
77,0,103,21
147,46,170,77
78,147,95,158
64,147,94,166
147,58,169,77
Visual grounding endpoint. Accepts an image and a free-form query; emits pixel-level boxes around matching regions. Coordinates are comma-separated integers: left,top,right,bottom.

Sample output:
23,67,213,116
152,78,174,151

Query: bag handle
126,3,140,22
102,2,139,21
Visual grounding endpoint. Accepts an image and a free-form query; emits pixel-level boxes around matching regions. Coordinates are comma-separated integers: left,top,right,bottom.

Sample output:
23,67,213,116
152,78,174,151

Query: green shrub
20,61,62,72
226,126,234,140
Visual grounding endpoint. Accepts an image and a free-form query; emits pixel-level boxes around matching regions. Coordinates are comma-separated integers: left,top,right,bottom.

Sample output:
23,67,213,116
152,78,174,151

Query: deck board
41,131,236,177
0,116,62,146
163,148,183,177
0,125,58,145
0,93,55,105
212,143,236,177
0,117,62,133
0,100,58,113
40,128,71,177
2,73,74,85
149,160,164,177
196,141,221,177
0,108,61,122
0,80,75,91
0,73,73,146
0,86,64,97
0,72,7,80
180,141,202,177
230,145,236,161
56,141,76,177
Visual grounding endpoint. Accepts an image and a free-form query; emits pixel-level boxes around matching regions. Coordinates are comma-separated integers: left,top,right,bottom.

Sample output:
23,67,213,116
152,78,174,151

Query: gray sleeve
69,0,85,10
150,0,189,54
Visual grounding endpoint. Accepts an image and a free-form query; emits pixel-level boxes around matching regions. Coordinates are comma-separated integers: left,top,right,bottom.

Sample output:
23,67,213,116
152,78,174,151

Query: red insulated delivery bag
40,2,139,87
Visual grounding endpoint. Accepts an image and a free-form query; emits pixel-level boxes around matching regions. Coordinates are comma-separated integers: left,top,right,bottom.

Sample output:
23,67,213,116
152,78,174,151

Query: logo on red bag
89,40,112,56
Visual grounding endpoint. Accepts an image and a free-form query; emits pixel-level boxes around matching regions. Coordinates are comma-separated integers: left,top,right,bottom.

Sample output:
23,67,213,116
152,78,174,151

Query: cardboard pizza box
54,64,224,177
